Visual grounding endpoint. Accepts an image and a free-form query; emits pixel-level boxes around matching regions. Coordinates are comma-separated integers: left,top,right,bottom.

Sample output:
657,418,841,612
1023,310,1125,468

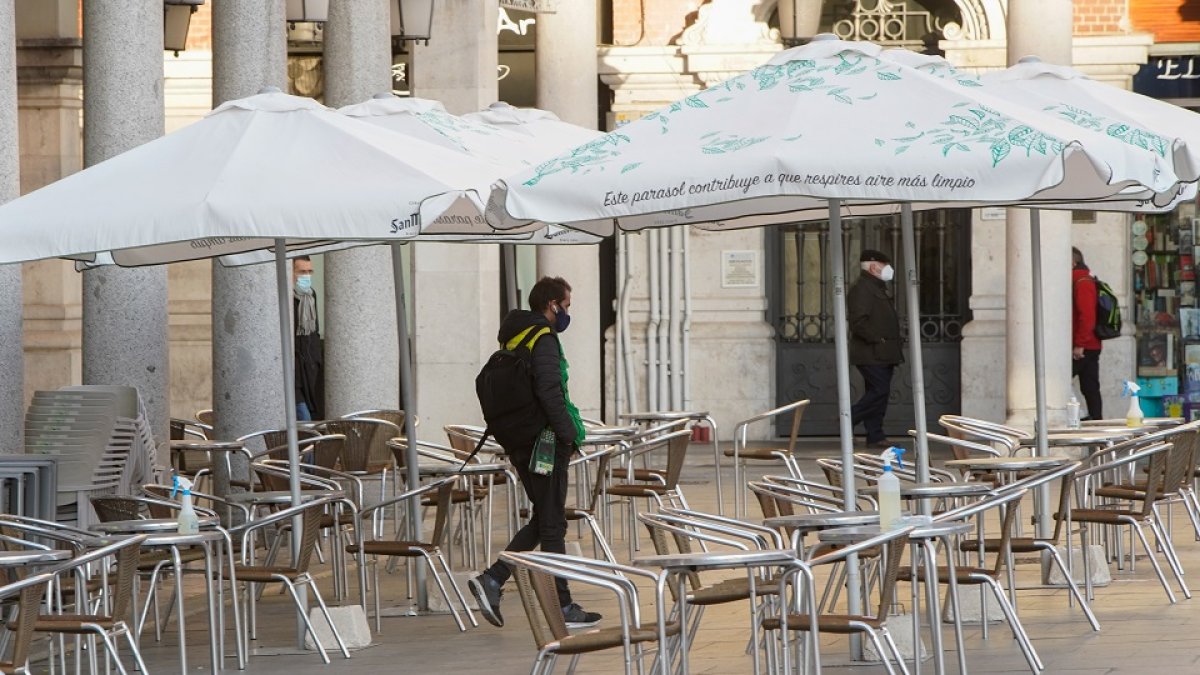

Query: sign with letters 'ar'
1134,55,1200,100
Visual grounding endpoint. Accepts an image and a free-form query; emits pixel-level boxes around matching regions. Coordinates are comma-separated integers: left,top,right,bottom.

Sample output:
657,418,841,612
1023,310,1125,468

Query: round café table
91,518,244,674
633,548,797,675
818,521,972,675
169,440,246,526
1081,417,1183,428
0,549,71,566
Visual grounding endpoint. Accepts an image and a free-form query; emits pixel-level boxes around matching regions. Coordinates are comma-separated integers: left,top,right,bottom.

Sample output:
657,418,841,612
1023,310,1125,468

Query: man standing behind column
1072,247,1103,420
848,250,902,449
293,256,323,421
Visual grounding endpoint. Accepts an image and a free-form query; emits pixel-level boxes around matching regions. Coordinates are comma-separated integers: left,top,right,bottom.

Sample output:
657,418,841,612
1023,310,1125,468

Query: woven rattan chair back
874,532,909,620
196,409,215,428
662,428,692,491
530,566,570,642
321,420,380,473
294,503,324,574
8,579,49,669
110,539,141,620
642,519,702,597
1162,430,1199,497
309,434,345,470
254,465,290,492
514,565,556,650
91,497,144,523
1137,443,1171,518
427,480,454,549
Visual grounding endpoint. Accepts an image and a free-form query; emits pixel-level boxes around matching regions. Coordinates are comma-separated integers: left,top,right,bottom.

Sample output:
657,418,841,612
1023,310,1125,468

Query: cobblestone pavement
123,439,1200,674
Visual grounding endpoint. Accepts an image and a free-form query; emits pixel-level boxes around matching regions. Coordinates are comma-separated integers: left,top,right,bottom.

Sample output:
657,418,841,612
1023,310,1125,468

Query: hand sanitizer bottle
171,475,200,535
1124,381,1144,429
877,447,905,530
1066,395,1081,429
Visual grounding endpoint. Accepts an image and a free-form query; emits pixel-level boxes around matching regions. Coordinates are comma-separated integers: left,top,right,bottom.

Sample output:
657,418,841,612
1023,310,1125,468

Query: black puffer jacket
495,310,579,454
847,271,903,366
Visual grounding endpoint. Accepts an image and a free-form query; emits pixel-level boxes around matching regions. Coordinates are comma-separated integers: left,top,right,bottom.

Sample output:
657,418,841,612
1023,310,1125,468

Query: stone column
80,0,169,451
321,0,399,416
17,2,83,418
1004,0,1074,428
210,0,287,453
535,0,602,420
408,0,500,439
0,0,20,453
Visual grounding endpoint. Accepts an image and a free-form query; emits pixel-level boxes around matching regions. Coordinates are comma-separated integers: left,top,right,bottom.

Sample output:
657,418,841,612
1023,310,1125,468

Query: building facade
3,1,1195,451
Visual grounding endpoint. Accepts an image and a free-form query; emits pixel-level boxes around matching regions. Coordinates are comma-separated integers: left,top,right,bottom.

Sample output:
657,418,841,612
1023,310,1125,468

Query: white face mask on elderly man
879,264,894,282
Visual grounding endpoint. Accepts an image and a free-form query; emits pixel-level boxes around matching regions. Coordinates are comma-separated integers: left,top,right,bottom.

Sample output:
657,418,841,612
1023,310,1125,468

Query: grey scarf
294,286,318,336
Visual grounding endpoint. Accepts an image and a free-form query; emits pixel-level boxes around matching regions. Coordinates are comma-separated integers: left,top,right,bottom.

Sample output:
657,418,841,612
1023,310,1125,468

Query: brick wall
611,0,704,46
1074,0,1129,35
1129,0,1200,42
187,4,212,51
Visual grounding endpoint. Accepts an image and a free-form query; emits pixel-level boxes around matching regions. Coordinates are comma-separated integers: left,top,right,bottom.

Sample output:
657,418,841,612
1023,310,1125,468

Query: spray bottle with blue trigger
171,474,200,535
877,447,905,530
1123,380,1144,428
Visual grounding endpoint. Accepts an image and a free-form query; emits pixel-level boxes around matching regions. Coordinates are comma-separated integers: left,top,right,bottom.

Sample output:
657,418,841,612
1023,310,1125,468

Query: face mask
295,274,313,291
878,265,894,282
553,305,571,333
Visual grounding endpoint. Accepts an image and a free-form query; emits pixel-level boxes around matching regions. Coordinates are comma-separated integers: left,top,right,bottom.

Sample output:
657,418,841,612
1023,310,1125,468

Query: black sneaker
469,574,504,627
561,602,601,628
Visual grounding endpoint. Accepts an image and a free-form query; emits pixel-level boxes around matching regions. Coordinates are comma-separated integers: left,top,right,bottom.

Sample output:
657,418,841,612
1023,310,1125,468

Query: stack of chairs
23,385,156,529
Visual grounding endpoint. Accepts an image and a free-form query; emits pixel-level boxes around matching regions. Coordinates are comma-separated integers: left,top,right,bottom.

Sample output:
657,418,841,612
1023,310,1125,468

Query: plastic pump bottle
1066,395,1081,429
171,475,200,535
1124,380,1145,428
878,447,905,531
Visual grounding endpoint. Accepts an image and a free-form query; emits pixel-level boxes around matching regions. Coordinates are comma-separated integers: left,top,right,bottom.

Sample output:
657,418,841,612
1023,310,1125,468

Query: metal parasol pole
829,200,864,657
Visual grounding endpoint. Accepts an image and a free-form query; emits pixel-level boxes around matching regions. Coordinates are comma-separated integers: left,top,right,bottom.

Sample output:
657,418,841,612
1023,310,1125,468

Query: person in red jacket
1072,247,1102,419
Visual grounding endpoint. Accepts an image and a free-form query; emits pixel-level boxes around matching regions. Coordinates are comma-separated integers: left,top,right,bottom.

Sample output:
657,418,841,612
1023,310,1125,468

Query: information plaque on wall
721,250,759,288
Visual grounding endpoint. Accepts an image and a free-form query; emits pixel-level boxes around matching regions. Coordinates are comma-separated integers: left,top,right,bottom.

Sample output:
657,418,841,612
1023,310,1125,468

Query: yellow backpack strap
504,326,551,351
525,327,552,350
504,326,535,351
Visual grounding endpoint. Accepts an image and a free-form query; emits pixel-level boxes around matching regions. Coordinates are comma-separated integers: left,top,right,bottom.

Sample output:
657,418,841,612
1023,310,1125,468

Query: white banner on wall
499,0,557,13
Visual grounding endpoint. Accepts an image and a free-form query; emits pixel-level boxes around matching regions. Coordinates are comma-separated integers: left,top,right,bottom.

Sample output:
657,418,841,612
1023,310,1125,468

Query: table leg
703,415,723,516
677,574,689,675
170,546,188,673
923,539,945,675
748,571,761,675
943,537,968,675
204,544,220,673
911,541,922,675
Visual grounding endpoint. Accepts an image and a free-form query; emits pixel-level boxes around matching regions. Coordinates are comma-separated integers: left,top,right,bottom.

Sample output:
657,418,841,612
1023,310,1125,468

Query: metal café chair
726,400,810,518
596,428,695,558
0,572,56,675
1063,440,1190,604
226,497,351,663
905,488,1044,673
501,550,677,675
346,476,476,632
22,535,151,675
764,525,913,675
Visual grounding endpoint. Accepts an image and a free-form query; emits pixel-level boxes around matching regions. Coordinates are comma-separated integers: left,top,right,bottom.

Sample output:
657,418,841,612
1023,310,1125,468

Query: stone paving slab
96,441,1200,674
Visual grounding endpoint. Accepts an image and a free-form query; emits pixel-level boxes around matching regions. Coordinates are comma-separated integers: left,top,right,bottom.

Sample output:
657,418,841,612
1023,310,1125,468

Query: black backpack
461,326,551,468
1092,275,1121,340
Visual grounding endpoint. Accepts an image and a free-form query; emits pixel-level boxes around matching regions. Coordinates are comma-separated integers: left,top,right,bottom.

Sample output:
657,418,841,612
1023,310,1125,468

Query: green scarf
558,344,587,443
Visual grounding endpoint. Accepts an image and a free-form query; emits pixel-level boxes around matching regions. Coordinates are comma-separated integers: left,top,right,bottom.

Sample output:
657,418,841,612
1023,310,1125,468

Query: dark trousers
484,446,572,607
1073,349,1103,419
852,364,894,444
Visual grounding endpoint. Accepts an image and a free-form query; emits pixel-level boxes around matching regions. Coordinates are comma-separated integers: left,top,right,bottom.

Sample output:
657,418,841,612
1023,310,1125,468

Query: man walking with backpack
1072,247,1103,419
469,276,601,629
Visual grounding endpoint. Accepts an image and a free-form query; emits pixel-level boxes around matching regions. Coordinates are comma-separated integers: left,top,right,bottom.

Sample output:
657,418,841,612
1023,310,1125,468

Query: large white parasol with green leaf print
487,36,1190,563
488,38,1182,236
882,49,1199,208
